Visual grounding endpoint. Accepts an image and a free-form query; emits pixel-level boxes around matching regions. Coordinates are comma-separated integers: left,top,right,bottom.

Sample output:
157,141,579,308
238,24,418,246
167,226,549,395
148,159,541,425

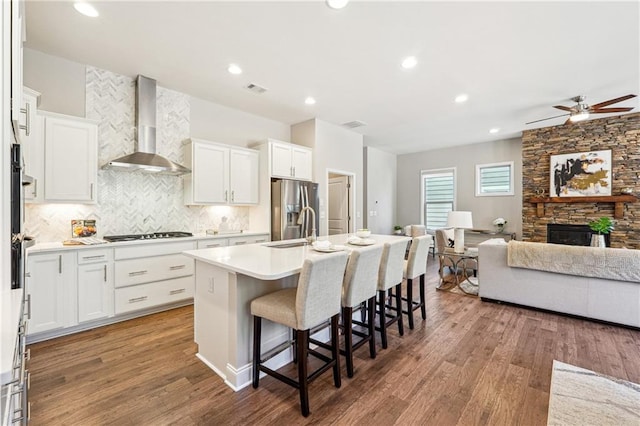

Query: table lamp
447,211,473,253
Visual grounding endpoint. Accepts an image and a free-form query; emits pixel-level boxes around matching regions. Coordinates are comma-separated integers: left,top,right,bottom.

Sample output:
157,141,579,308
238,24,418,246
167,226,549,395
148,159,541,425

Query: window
421,168,455,230
476,161,514,196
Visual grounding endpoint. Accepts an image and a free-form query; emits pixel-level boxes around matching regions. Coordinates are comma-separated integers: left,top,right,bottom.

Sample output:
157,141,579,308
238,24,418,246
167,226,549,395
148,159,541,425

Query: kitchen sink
266,241,308,249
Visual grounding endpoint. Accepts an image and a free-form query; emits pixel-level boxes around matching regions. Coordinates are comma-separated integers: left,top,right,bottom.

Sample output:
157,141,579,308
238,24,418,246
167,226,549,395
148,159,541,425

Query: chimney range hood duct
102,75,190,175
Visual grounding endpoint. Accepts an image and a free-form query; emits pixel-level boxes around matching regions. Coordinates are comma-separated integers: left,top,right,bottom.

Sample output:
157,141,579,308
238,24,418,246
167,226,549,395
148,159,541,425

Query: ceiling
24,1,640,155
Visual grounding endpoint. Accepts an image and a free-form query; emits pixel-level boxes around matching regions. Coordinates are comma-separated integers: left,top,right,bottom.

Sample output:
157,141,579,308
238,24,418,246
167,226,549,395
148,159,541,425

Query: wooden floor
28,260,640,425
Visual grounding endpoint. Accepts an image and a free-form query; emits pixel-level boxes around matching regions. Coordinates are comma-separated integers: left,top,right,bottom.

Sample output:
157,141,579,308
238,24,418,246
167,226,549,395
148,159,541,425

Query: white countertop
183,234,410,280
26,231,270,254
1,288,23,385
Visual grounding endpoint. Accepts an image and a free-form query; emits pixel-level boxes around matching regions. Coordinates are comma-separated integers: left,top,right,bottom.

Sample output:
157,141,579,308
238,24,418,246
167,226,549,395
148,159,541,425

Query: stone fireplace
522,112,640,249
547,224,610,247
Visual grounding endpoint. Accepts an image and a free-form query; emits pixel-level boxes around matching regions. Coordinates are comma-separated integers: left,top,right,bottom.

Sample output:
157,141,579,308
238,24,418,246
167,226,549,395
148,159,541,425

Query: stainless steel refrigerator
271,178,319,241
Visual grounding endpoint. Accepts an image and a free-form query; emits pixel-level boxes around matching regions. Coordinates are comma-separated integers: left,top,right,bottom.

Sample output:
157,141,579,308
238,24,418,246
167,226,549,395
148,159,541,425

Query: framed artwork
549,149,612,197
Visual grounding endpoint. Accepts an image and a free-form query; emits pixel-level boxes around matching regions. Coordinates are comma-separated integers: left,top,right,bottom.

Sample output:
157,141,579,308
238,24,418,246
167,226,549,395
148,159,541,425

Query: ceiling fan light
569,112,590,122
326,0,349,9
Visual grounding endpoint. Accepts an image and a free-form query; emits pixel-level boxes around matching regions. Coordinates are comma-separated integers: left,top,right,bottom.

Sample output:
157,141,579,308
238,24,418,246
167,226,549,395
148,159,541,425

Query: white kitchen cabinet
26,251,77,335
21,88,43,202
228,234,269,246
77,249,114,323
10,0,24,134
183,139,259,205
42,112,98,203
270,140,312,181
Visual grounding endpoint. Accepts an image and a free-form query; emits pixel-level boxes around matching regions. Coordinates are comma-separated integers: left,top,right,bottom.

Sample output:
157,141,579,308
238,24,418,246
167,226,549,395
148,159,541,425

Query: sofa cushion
507,241,640,283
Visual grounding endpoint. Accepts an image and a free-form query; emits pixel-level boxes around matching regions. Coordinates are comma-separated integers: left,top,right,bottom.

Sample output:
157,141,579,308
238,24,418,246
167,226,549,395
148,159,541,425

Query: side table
435,249,479,296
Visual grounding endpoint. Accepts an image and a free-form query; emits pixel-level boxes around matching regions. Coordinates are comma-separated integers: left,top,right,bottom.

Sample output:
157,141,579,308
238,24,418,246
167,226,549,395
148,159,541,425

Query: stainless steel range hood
102,75,190,175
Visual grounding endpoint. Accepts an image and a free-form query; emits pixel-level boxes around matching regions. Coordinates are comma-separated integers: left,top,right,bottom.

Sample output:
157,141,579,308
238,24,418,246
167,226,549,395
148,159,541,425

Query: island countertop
183,234,410,281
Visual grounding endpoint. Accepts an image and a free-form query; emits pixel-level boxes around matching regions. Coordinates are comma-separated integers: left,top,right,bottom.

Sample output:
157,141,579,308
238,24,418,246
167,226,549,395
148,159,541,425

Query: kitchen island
183,233,410,391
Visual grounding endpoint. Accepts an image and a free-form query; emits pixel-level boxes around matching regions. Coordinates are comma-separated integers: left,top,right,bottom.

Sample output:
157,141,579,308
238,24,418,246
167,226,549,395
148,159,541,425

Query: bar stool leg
297,328,310,417
395,283,404,336
343,306,355,378
252,316,261,388
378,290,388,349
330,314,342,388
406,277,415,329
420,274,426,320
367,297,376,359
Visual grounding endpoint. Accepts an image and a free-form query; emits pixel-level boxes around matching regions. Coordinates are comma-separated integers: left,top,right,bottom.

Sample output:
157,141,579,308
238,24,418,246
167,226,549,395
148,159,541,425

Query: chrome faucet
297,206,317,243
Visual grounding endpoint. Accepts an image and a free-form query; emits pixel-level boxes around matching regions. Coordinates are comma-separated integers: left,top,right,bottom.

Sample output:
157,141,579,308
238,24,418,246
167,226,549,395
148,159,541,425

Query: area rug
547,360,640,425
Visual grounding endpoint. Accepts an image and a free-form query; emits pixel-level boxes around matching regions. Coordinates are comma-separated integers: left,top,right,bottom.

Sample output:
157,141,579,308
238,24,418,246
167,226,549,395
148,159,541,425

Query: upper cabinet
10,0,25,137
183,139,259,206
270,140,312,181
43,113,98,203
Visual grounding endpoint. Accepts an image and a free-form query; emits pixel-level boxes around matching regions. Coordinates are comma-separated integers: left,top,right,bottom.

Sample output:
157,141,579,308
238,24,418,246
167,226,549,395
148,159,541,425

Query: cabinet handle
128,296,148,303
231,190,234,202
90,183,95,200
224,190,228,202
234,241,247,245
32,179,37,198
128,270,148,277
169,265,186,271
58,255,62,274
82,255,105,260
104,265,107,282
255,239,267,243
293,166,296,177
169,288,186,295
290,166,293,177
19,103,30,136
206,244,221,248
25,294,31,320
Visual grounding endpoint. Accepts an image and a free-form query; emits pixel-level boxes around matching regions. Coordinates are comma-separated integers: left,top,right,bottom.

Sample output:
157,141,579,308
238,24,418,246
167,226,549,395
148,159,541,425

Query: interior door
328,176,349,235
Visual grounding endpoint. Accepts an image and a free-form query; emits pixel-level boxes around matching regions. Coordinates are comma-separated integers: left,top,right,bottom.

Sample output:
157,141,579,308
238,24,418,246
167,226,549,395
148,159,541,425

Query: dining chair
376,238,410,349
251,251,349,417
403,235,430,329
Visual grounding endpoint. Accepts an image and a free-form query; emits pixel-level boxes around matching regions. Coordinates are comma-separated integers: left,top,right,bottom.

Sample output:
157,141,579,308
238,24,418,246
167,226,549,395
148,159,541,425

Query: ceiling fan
526,94,637,125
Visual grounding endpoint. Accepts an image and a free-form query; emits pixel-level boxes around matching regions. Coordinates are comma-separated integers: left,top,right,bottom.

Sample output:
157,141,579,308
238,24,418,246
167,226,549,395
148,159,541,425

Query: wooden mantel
529,195,637,219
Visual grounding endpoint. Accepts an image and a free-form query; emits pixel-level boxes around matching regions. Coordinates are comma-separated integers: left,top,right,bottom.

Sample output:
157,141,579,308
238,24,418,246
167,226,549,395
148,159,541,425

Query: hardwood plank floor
27,260,640,425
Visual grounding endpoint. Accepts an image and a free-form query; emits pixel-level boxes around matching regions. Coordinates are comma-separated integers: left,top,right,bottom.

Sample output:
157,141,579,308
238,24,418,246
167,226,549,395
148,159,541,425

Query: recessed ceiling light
227,64,242,75
73,2,99,17
455,94,469,103
326,0,349,10
304,97,316,105
489,128,500,134
401,56,417,69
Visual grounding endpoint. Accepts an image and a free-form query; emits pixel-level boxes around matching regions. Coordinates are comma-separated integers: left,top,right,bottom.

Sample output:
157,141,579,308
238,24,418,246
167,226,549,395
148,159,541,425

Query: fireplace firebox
547,224,610,247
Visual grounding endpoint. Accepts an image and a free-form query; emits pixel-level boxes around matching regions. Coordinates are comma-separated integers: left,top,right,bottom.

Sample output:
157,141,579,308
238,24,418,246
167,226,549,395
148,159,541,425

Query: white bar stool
403,235,430,329
376,238,410,349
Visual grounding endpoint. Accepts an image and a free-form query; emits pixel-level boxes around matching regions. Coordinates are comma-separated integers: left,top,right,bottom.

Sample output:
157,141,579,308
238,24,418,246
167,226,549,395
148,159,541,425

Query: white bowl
356,229,371,238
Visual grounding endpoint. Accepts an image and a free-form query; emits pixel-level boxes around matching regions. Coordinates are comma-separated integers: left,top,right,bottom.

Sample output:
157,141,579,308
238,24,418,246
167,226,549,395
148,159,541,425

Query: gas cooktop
103,231,193,242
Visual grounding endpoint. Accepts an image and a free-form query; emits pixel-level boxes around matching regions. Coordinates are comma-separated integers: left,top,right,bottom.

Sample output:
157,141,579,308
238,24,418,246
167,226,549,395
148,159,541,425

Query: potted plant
393,225,403,235
588,217,614,247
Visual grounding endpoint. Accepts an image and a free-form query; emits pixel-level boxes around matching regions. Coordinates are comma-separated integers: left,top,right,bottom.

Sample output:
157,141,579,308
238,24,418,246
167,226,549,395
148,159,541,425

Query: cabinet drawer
228,234,269,246
114,241,196,260
197,238,229,249
114,276,194,314
77,248,112,264
114,254,194,288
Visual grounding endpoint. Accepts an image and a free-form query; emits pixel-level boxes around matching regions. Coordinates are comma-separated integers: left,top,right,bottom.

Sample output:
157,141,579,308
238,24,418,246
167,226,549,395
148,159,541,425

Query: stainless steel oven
10,143,33,289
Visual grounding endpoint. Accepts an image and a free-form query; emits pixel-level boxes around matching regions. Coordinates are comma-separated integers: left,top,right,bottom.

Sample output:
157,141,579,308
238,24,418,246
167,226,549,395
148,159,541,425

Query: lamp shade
447,211,473,229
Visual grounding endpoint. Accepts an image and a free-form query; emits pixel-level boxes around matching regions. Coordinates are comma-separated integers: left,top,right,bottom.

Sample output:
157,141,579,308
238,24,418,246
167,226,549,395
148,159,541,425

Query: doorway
327,172,353,235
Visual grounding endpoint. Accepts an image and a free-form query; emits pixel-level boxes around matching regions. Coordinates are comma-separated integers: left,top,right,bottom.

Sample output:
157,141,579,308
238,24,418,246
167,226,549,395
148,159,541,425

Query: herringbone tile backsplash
24,67,250,242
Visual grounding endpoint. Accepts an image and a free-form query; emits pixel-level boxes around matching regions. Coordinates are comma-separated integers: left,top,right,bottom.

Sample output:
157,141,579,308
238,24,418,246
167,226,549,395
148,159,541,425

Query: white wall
292,119,364,236
396,138,523,238
190,97,289,147
24,48,86,117
364,146,396,234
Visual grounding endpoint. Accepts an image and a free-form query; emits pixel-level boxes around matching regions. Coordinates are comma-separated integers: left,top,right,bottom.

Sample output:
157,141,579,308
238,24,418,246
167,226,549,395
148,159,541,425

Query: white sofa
478,240,640,328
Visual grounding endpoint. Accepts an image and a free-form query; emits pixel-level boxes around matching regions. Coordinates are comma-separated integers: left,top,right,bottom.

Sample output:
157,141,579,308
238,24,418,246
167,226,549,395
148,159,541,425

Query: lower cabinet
25,251,76,335
78,261,114,323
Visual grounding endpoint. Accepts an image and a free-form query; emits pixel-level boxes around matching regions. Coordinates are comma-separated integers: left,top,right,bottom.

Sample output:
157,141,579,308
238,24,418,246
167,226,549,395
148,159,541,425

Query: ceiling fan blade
589,94,637,109
525,113,570,125
590,107,634,113
553,105,576,112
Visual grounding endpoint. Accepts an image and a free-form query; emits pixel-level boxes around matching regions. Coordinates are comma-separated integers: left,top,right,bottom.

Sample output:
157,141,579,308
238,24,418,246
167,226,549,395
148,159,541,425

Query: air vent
245,83,268,94
342,120,367,129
